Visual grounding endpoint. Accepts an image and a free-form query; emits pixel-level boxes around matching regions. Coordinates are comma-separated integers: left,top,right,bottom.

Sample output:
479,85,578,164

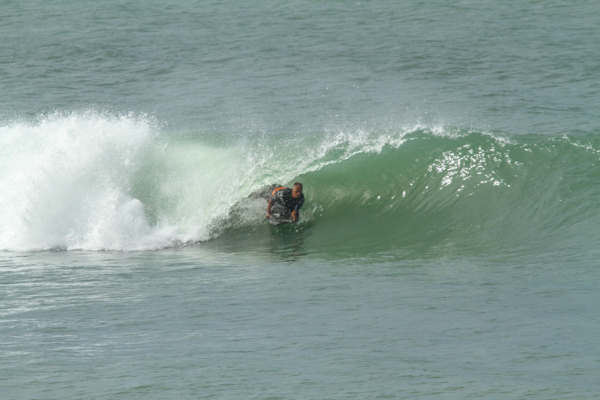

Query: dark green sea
2,1,600,398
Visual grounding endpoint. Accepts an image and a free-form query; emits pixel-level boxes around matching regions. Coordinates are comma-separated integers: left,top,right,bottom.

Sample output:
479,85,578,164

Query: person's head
292,182,303,198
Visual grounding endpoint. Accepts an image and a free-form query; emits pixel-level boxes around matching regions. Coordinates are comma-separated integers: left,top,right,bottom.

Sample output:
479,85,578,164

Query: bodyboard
268,216,293,226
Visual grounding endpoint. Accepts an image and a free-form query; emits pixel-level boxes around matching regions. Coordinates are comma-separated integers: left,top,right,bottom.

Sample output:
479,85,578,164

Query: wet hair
293,182,303,190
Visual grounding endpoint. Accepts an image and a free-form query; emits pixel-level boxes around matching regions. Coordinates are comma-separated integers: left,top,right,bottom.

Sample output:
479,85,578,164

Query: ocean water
2,1,600,398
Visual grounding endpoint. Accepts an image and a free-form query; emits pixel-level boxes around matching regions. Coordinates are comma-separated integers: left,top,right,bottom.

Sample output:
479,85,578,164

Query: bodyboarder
266,182,304,223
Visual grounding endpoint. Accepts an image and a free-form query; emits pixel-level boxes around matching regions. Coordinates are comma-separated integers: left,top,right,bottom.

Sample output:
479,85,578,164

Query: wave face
294,131,600,258
2,112,600,257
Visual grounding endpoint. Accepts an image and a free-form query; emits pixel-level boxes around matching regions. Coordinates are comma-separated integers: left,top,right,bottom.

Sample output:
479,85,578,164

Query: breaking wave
2,111,600,258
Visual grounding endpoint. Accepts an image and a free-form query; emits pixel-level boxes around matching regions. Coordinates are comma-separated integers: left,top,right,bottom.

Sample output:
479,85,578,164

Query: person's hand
266,214,271,219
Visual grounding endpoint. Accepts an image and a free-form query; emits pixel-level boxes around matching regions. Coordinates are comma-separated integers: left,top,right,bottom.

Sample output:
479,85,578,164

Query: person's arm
291,198,304,222
266,199,272,218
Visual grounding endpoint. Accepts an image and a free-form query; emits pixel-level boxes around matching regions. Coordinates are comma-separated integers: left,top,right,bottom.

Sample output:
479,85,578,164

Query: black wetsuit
270,188,304,219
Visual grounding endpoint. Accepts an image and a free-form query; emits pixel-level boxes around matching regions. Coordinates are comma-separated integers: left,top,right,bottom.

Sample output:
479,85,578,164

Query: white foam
0,113,186,250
